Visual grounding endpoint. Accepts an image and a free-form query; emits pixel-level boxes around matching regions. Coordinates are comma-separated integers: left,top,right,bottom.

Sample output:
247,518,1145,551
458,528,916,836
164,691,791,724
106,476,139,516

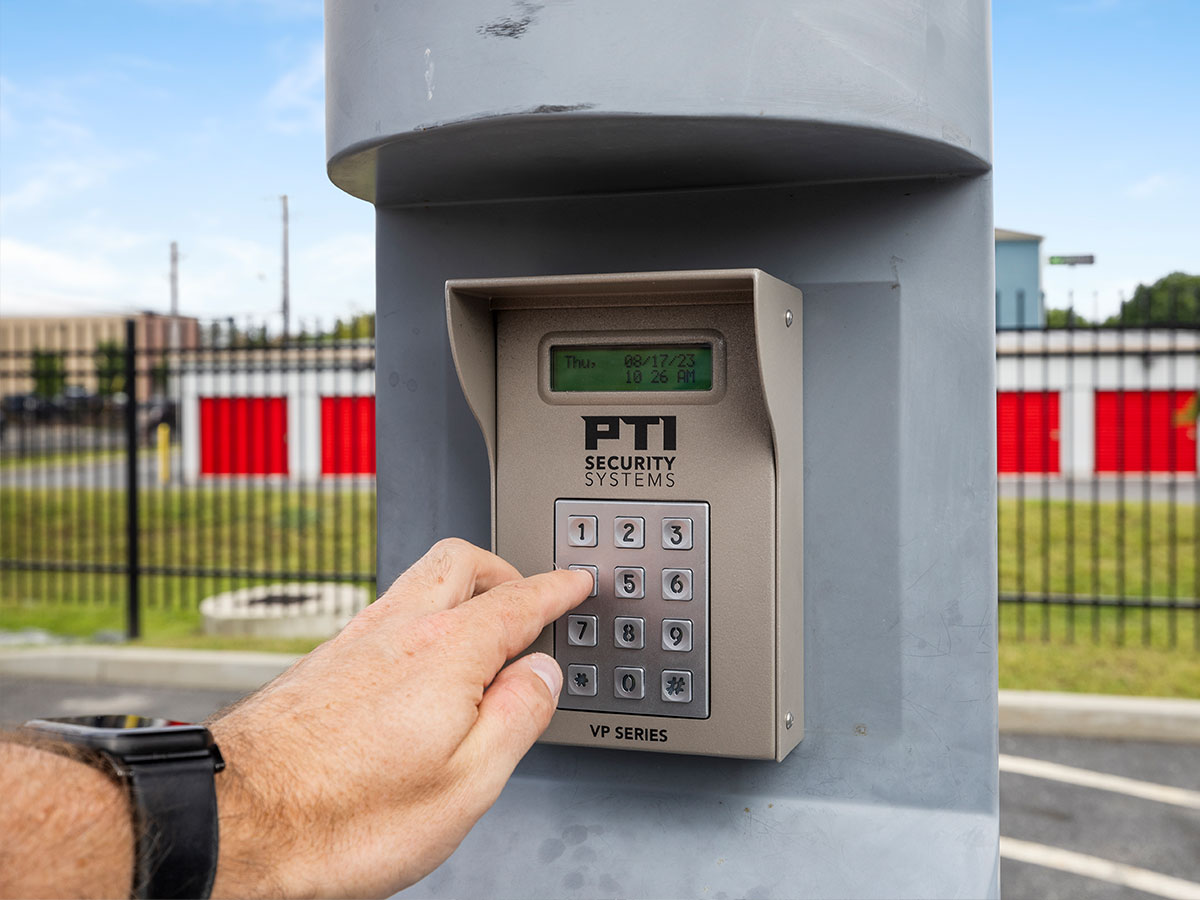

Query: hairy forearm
0,740,134,900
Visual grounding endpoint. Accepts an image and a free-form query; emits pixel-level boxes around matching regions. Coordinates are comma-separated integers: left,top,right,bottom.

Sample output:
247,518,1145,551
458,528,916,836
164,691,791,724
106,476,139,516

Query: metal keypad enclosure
554,498,710,718
447,270,804,760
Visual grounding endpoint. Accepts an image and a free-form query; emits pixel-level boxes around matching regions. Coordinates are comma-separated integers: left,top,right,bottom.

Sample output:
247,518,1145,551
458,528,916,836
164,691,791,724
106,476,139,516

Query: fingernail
527,653,562,698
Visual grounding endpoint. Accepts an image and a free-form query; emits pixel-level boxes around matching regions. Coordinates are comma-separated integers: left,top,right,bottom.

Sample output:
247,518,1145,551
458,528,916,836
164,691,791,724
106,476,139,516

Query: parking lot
3,676,1196,898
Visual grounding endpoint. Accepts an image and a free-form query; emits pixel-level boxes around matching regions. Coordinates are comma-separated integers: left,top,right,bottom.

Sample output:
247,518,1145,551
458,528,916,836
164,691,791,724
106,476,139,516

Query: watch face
31,715,189,729
25,717,222,767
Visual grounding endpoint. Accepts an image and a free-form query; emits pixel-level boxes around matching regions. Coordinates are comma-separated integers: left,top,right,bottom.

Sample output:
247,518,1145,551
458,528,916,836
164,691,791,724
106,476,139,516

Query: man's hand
209,539,592,898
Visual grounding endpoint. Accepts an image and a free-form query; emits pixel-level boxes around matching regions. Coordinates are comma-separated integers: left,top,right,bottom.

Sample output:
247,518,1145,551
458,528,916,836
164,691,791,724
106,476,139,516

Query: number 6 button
662,568,692,601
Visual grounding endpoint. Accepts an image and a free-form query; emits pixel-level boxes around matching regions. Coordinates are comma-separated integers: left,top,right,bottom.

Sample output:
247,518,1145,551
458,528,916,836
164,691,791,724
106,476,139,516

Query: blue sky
1,0,1196,325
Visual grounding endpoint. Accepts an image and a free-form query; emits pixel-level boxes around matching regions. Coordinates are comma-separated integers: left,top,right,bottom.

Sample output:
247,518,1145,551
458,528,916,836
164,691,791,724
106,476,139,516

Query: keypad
554,499,709,719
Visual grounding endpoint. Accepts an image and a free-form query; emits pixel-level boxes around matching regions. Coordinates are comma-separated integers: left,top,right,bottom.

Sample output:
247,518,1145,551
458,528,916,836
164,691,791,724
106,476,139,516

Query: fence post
124,319,140,640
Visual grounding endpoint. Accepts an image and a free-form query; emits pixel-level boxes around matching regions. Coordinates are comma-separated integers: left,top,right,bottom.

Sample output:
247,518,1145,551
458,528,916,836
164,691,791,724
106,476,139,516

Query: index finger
371,538,523,628
448,567,594,682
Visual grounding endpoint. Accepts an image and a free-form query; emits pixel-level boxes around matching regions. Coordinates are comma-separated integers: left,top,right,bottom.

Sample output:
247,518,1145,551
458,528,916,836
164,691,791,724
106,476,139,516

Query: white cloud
264,43,324,134
1124,173,1170,199
0,237,139,315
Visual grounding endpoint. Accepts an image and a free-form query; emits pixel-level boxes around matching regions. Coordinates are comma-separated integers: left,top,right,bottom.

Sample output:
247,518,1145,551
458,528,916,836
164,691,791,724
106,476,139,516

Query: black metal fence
997,313,1198,648
1,315,376,641
2,312,1197,648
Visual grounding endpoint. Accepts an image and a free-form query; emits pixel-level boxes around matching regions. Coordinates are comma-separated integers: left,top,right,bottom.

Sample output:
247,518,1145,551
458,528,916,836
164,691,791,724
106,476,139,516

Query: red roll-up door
1095,390,1197,473
997,391,1060,474
199,397,288,475
320,396,376,475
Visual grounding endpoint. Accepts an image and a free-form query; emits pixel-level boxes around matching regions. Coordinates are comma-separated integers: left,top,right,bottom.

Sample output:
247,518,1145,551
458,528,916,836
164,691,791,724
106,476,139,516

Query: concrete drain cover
200,583,369,639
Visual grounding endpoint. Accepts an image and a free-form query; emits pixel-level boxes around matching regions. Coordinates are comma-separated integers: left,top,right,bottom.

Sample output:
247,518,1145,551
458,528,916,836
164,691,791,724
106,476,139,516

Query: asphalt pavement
2,674,1196,899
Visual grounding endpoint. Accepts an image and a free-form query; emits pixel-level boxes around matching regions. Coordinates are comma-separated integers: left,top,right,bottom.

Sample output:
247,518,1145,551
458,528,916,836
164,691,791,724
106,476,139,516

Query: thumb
456,653,563,800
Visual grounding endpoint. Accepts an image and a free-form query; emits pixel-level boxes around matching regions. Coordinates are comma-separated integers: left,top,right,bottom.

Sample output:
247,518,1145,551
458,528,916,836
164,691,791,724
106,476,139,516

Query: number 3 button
662,568,692,601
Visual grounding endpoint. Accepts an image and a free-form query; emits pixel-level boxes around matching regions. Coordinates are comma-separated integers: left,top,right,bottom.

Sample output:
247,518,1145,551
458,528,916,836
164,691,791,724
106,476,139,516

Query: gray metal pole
327,2,997,895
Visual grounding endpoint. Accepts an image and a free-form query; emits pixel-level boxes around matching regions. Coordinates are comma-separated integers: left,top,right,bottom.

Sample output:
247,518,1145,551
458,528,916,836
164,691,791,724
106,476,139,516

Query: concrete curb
2,647,1199,743
0,646,300,692
998,689,1200,744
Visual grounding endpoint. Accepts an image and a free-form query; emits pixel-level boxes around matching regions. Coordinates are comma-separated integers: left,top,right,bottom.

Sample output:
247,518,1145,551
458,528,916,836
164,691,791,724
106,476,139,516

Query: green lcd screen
550,345,713,392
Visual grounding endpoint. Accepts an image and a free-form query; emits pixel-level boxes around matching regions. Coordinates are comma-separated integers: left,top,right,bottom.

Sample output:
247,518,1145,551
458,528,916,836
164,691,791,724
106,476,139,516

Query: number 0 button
661,517,693,550
614,667,645,700
567,614,597,647
662,568,693,601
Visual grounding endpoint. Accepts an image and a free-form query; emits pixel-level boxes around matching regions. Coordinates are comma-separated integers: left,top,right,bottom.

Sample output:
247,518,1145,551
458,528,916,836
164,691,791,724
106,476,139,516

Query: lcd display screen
550,345,713,392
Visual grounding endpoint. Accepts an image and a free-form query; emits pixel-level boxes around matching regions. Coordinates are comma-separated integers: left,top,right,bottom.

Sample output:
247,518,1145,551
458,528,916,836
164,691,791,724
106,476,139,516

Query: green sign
1048,255,1095,265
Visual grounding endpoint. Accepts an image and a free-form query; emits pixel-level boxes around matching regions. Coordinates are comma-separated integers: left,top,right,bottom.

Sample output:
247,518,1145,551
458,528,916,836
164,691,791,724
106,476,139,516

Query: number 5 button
662,568,692,601
614,566,644,599
662,618,692,652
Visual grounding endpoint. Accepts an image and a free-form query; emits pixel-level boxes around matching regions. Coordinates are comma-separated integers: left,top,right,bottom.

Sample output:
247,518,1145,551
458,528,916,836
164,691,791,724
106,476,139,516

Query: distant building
995,228,1043,329
0,313,200,402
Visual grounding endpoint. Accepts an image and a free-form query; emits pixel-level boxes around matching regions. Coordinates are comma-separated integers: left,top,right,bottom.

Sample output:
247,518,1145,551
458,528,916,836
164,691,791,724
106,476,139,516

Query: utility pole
169,241,179,315
281,194,290,340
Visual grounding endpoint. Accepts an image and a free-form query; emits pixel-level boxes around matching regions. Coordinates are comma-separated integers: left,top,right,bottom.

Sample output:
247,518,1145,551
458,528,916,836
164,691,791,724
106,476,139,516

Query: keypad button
567,515,598,547
568,564,598,597
661,669,693,703
661,517,693,550
614,566,645,599
614,666,645,700
613,516,645,549
662,618,693,652
566,664,597,696
614,616,645,650
662,568,693,601
566,614,598,647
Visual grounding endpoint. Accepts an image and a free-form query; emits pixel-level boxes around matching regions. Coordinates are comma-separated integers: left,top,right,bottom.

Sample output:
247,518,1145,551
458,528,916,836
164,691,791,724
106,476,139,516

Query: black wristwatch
24,715,224,900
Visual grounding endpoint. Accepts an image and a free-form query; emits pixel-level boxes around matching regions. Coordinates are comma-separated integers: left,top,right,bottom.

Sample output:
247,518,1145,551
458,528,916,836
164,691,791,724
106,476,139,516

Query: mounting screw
785,310,793,327
785,712,794,730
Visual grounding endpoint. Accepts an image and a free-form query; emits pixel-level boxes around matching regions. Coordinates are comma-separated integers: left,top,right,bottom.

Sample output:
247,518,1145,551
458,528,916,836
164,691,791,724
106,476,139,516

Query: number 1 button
567,516,597,547
661,517,693,550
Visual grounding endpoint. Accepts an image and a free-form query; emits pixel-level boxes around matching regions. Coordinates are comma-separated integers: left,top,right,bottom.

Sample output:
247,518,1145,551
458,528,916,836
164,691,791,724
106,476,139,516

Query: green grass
3,488,1198,698
998,603,1199,698
999,497,1196,600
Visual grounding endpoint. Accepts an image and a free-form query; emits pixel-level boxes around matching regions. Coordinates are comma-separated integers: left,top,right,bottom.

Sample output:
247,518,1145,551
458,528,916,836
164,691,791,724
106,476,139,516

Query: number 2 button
567,614,597,647
614,516,644,548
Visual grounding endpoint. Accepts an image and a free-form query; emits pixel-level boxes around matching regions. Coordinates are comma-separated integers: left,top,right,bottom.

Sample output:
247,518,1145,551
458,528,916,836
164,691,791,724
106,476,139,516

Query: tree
31,350,66,399
95,340,124,397
1044,307,1093,328
1103,272,1199,327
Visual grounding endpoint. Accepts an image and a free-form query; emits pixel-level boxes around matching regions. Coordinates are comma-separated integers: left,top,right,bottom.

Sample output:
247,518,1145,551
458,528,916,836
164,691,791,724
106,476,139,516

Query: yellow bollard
157,422,170,484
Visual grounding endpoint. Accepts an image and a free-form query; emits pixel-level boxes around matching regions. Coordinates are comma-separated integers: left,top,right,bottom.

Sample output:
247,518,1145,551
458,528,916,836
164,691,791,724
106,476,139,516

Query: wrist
208,716,297,898
0,739,135,898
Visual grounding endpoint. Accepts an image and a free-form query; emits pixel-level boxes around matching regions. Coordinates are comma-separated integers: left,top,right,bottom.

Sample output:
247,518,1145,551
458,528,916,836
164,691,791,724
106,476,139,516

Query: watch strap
126,755,220,900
